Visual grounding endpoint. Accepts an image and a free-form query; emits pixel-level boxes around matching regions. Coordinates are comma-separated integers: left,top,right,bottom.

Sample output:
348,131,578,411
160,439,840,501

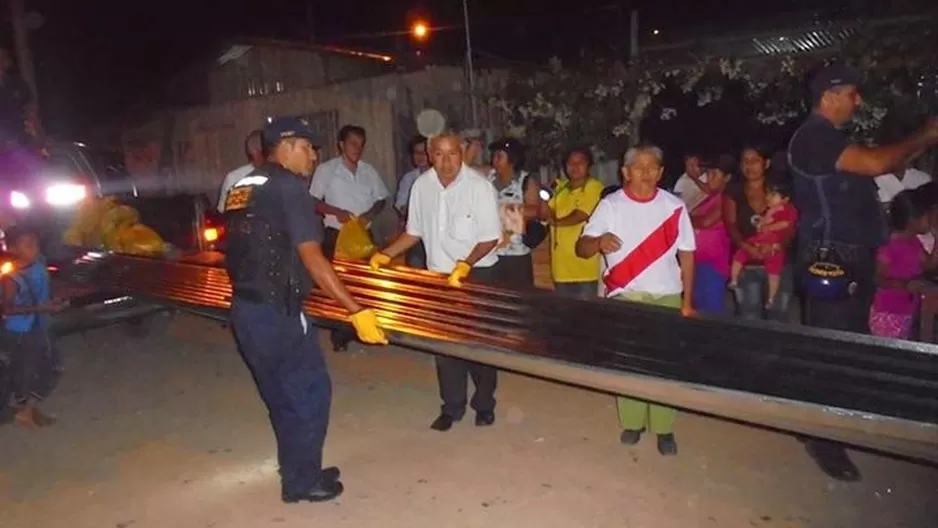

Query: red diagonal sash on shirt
603,207,683,293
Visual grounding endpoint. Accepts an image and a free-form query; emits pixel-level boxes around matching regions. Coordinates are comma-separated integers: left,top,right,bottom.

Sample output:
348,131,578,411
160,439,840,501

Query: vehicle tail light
203,227,220,242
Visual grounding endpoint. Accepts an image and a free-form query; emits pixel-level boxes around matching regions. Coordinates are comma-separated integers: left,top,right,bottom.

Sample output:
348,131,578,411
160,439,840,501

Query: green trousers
613,292,681,435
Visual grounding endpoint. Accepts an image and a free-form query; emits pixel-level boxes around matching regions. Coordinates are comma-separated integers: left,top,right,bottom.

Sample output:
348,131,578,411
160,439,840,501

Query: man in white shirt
217,130,264,212
671,153,707,210
395,135,430,268
577,144,695,457
369,131,503,432
310,125,390,234
309,125,391,351
874,165,932,204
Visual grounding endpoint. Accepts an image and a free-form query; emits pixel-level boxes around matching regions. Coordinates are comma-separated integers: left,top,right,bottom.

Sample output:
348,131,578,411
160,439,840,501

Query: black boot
803,440,861,482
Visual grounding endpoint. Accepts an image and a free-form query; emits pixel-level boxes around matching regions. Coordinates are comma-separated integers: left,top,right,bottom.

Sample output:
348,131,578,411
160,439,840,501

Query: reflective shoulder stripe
233,174,270,188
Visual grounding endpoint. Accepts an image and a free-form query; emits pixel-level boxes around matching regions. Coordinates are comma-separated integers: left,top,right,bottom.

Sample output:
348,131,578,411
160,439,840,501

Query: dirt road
1,315,935,528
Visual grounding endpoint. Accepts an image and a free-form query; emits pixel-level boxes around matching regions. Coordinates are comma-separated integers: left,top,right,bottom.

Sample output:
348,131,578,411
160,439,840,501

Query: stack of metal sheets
66,252,938,463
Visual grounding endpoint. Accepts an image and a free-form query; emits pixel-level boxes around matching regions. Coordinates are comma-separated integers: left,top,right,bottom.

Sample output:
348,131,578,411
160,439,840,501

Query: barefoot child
1,225,67,429
869,190,938,340
728,179,798,308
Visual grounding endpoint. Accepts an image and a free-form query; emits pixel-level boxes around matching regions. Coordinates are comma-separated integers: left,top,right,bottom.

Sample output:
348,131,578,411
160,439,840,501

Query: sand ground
1,314,936,528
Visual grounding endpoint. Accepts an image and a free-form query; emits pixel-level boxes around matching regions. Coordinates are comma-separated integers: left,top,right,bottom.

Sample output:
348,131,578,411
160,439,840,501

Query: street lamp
411,21,429,40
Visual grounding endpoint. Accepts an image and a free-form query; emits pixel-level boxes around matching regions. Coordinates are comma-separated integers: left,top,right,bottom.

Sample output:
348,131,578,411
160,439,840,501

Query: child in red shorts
729,179,798,309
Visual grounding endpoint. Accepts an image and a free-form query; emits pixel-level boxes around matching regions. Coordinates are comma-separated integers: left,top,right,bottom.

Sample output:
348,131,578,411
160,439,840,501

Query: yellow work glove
349,309,388,345
369,252,391,270
447,260,472,287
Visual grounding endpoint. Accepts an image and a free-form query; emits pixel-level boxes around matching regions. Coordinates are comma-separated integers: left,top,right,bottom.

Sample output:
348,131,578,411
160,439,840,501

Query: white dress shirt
309,156,391,230
406,164,502,273
875,168,932,203
217,163,256,213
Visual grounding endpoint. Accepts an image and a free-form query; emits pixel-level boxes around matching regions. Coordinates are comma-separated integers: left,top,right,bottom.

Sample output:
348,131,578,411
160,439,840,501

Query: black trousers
321,227,357,350
435,264,501,418
798,242,875,478
3,326,60,407
490,252,535,289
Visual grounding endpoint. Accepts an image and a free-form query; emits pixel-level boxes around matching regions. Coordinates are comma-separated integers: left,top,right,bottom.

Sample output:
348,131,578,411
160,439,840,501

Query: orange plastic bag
116,224,165,255
334,218,376,261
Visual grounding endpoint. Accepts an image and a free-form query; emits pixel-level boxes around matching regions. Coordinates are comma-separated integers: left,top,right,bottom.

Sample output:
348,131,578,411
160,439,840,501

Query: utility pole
462,0,478,128
629,9,639,60
9,0,39,104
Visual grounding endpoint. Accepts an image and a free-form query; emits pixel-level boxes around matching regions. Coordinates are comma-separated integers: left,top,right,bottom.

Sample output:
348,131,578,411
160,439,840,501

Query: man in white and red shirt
577,144,695,457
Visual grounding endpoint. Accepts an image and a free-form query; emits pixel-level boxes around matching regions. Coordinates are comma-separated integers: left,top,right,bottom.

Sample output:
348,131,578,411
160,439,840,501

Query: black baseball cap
810,64,862,100
488,137,524,155
262,117,322,148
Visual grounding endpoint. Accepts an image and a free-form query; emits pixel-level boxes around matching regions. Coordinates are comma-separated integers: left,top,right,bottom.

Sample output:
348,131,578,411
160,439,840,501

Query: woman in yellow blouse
540,147,606,298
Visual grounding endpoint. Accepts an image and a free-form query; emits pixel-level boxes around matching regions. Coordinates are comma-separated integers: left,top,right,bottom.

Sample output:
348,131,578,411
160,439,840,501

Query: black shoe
332,341,349,352
282,479,344,503
657,434,678,456
619,429,643,446
321,466,340,482
430,414,461,431
475,411,495,427
803,441,861,482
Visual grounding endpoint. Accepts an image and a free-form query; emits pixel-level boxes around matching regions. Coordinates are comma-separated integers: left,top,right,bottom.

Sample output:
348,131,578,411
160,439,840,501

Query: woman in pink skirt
870,190,938,339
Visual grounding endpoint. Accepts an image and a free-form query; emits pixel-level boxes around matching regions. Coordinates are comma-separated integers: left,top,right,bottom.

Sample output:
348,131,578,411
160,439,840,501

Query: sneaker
657,434,678,456
619,429,644,446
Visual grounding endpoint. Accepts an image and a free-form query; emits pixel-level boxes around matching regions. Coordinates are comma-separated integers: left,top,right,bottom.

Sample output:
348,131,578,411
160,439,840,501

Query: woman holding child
722,146,796,321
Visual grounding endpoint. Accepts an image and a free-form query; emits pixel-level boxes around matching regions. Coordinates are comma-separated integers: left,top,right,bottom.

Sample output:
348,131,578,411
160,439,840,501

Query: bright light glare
10,191,30,209
412,22,429,39
0,261,13,275
653,29,660,35
45,183,87,206
203,227,220,242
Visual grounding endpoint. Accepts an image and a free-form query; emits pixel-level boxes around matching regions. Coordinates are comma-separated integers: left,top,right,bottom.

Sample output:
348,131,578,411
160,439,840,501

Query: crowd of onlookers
392,134,938,344
390,134,935,342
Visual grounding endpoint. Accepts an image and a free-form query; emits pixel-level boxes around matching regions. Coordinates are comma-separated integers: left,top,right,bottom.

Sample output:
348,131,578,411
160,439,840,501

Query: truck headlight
46,183,87,207
10,191,30,209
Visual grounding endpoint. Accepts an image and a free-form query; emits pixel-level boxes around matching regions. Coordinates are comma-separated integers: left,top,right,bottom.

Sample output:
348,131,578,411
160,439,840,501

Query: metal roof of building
640,14,933,63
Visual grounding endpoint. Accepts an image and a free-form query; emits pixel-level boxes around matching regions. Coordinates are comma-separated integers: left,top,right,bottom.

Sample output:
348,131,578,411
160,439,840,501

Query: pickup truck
1,191,224,338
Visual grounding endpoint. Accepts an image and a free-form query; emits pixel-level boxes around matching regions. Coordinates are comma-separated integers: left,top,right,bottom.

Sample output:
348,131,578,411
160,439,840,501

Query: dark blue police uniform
222,124,341,501
786,65,883,484
789,114,887,332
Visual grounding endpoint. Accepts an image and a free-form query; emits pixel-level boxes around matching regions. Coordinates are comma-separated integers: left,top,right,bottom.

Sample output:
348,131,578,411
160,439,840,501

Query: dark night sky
0,0,918,137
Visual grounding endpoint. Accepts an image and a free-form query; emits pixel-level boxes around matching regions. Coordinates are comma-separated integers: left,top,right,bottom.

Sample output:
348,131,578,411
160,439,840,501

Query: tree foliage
490,18,938,167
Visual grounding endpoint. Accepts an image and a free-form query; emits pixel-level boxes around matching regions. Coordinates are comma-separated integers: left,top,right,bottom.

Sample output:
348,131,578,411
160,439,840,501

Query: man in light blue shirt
395,135,430,268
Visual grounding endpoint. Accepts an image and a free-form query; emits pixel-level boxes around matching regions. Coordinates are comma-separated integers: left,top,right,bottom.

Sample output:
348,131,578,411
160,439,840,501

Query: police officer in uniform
223,117,388,503
789,64,938,482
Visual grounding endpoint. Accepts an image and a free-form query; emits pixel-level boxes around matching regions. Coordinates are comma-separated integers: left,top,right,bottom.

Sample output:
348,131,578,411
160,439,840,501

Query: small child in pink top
870,190,938,340
729,179,798,309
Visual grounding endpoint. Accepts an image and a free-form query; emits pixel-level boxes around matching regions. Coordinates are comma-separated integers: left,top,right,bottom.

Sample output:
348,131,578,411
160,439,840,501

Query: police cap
810,63,862,100
263,117,322,149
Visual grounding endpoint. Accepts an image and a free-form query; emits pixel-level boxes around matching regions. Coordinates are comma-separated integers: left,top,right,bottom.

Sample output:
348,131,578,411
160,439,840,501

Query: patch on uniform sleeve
224,186,253,212
224,175,269,212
